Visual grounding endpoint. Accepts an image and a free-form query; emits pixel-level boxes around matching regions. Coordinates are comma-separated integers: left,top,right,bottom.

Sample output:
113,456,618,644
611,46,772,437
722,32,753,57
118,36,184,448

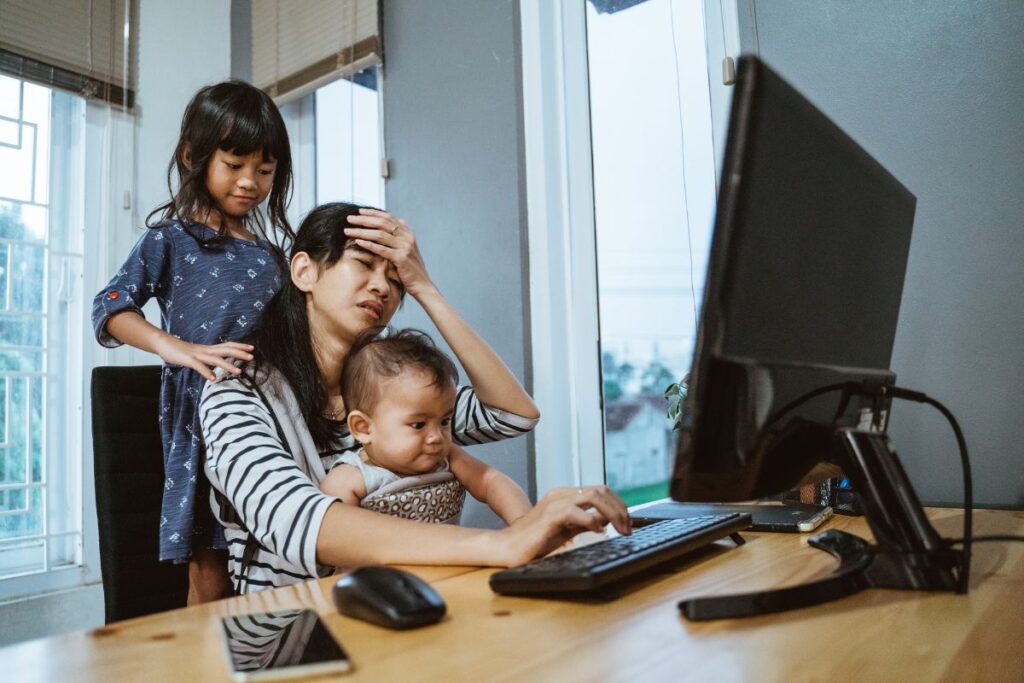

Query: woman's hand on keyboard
492,486,632,567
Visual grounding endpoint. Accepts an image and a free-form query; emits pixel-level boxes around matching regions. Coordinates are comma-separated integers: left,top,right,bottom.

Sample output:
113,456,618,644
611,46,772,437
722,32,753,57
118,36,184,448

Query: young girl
91,81,294,604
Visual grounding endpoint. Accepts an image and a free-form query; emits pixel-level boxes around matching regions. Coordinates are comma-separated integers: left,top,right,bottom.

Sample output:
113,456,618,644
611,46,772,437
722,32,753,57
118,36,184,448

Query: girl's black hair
252,202,376,448
146,80,295,250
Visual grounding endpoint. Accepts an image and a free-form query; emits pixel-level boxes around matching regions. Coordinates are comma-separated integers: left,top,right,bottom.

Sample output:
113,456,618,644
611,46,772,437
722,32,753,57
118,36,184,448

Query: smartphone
221,609,353,681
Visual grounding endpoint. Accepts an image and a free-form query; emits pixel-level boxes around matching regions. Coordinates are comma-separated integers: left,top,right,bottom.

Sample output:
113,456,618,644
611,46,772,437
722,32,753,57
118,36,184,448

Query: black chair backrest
91,365,188,622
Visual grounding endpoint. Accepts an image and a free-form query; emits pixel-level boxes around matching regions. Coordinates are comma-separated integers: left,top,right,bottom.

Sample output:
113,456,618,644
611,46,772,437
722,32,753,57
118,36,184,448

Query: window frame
0,86,128,601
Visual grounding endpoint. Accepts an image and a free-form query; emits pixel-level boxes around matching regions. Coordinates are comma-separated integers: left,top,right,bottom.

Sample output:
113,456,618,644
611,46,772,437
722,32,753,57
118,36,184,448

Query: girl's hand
344,208,435,297
491,486,632,567
152,336,254,382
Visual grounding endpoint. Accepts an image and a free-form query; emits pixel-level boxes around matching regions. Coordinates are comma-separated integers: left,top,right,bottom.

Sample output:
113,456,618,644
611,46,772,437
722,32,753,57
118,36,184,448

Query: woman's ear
290,252,319,292
179,143,193,171
346,410,373,445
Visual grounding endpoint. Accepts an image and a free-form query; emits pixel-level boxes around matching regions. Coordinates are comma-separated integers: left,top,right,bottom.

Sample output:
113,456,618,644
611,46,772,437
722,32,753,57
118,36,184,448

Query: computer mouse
332,566,447,630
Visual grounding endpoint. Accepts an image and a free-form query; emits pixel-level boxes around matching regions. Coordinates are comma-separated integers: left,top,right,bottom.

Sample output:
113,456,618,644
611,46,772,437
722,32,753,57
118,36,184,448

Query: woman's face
301,245,403,346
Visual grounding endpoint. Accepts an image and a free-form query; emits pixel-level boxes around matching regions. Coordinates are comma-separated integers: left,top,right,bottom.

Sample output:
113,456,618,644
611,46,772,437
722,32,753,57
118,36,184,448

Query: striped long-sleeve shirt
199,365,538,593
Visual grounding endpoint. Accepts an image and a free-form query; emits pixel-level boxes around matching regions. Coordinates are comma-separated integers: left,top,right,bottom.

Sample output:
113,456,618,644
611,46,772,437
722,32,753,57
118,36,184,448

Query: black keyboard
489,513,751,596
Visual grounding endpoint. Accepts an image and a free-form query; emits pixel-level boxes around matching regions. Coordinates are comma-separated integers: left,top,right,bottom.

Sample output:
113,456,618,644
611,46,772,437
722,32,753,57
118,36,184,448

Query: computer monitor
672,56,964,620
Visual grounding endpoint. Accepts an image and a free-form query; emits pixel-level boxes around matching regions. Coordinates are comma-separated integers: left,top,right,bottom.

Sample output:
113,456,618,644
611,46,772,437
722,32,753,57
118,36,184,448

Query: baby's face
365,369,456,475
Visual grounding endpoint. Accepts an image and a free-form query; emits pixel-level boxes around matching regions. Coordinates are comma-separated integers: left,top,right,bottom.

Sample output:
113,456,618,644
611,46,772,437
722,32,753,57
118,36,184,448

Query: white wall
107,0,233,367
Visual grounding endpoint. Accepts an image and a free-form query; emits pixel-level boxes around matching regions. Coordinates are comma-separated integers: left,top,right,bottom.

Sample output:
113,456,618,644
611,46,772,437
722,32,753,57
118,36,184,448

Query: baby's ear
346,410,372,444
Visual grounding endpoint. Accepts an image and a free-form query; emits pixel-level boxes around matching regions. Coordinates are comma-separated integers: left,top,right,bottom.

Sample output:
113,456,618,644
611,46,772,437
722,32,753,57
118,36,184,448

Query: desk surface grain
4,508,1022,683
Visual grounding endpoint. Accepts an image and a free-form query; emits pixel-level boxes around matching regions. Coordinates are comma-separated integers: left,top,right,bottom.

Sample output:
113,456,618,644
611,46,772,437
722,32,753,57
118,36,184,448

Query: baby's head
341,329,459,475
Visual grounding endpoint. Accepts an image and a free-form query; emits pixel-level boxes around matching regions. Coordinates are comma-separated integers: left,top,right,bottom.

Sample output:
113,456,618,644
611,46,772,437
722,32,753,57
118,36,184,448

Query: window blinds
0,0,136,107
251,0,381,104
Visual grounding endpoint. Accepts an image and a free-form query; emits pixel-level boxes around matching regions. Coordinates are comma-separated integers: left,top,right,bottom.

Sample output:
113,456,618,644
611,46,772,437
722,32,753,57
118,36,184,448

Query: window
279,66,384,226
0,75,88,587
585,0,717,505
521,0,734,499
314,67,384,208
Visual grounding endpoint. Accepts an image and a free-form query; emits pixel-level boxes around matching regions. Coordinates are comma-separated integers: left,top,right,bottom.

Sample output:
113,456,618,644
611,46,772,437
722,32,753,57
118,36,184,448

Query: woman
199,203,630,593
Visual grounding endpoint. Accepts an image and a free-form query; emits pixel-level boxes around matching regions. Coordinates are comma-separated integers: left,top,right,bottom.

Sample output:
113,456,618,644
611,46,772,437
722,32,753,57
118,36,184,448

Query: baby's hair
146,80,294,250
341,328,459,416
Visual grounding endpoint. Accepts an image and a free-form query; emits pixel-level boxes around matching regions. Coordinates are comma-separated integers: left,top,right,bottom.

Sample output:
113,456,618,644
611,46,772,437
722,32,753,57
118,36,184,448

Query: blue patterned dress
92,221,284,563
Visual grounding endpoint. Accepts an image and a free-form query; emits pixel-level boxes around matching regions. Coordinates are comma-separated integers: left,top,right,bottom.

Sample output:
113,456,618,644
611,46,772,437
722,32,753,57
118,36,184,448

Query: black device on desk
220,609,352,681
491,55,964,615
631,501,832,533
490,514,750,596
671,55,964,619
333,566,447,630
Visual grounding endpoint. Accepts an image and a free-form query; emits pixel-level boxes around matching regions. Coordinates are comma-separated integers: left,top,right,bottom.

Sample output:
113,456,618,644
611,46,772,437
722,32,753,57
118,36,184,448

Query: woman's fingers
572,486,631,535
347,210,403,233
351,238,396,260
356,207,392,219
559,505,606,534
344,226,398,242
345,211,433,297
346,216,397,230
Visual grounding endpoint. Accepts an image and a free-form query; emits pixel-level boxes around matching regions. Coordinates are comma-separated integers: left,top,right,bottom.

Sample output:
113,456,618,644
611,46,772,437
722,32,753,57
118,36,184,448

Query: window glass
586,0,717,505
314,67,383,208
0,75,85,580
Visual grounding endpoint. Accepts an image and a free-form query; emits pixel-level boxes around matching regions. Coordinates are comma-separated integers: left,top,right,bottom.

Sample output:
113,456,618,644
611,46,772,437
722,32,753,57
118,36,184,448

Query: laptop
630,500,833,533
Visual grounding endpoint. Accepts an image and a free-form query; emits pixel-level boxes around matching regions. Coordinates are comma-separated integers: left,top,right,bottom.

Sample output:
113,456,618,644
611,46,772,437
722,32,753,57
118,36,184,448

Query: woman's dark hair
252,202,377,447
341,329,458,416
146,80,294,250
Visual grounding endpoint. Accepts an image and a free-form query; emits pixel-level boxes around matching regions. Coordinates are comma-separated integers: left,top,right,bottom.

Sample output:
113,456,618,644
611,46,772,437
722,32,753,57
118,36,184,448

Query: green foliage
601,351,635,402
664,374,689,430
603,378,623,401
640,359,675,394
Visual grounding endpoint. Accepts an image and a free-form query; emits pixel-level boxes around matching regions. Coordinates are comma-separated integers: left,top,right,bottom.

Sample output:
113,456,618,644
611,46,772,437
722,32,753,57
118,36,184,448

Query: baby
320,329,533,524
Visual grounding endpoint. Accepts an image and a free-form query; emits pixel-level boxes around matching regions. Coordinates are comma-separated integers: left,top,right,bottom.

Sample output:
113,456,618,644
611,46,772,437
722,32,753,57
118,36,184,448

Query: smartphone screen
221,609,352,680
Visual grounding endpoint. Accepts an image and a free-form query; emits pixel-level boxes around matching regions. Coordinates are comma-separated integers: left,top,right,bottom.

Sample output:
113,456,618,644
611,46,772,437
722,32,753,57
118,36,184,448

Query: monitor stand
679,423,964,620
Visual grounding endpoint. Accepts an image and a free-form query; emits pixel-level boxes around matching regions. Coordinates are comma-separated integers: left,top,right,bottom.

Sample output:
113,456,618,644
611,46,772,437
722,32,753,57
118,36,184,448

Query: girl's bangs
217,108,288,161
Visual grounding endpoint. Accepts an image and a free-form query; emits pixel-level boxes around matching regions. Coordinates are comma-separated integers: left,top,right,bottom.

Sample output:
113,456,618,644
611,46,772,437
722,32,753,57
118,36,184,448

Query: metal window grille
0,74,85,581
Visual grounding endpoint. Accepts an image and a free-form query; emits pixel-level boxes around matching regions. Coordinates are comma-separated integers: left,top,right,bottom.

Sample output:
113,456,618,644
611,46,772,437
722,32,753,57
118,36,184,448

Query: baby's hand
320,463,366,505
212,362,241,383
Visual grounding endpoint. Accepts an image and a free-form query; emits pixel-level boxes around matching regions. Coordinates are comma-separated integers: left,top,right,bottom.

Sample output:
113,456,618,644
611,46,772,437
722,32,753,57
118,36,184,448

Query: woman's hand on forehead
344,208,435,298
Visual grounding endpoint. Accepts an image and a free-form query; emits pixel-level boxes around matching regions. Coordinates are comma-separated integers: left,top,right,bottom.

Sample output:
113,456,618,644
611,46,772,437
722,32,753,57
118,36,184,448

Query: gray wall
380,0,534,526
737,0,1024,507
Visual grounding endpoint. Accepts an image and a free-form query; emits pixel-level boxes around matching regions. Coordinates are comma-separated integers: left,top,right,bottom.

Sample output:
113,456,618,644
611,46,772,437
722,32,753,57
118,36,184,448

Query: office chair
91,365,188,622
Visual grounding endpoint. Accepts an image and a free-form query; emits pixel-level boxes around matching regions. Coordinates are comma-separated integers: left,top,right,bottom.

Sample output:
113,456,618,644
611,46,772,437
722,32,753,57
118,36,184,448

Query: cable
891,389,972,595
942,536,1024,548
762,382,848,431
759,380,974,594
667,0,698,328
947,535,1024,544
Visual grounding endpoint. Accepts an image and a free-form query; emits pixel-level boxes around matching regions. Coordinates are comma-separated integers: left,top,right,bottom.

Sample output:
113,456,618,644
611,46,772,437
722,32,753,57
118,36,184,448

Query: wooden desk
4,508,1022,682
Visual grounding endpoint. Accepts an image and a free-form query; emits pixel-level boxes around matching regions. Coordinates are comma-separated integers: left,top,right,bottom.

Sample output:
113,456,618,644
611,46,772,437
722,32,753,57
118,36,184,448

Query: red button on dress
108,291,120,299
